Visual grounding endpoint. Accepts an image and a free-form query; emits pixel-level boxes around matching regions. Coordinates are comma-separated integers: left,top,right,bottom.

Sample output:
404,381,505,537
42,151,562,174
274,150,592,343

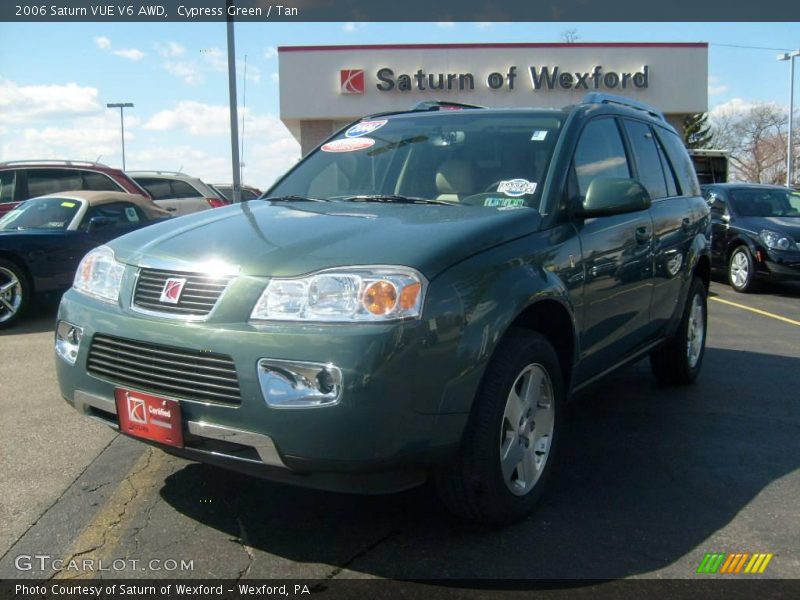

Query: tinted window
728,188,800,217
26,169,83,197
82,171,123,192
170,180,201,198
134,178,173,200
80,202,145,230
656,128,701,197
624,120,668,200
241,189,259,200
573,118,630,198
654,135,679,197
0,171,14,203
0,197,81,230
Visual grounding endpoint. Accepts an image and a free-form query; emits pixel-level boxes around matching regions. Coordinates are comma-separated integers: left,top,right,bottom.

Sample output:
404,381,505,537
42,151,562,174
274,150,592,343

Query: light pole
107,102,134,170
778,50,800,187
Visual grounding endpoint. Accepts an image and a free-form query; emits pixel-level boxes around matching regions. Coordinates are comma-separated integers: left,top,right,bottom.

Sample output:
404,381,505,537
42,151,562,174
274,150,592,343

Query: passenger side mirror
86,216,115,234
577,178,651,218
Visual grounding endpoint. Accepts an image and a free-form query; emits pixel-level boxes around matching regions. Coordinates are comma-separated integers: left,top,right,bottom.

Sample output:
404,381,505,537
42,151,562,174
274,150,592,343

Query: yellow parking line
53,448,164,580
710,297,800,327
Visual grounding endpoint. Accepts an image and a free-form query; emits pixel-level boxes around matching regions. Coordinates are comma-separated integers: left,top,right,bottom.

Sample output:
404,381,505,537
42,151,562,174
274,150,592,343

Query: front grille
87,334,241,405
133,268,232,317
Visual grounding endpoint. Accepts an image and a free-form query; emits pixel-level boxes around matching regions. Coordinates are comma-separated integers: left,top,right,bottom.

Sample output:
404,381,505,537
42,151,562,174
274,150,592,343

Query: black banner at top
2,0,800,22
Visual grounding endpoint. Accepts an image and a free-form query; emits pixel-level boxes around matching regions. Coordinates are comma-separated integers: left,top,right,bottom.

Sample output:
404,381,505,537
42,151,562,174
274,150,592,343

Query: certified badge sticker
345,120,387,138
497,179,537,197
321,138,376,153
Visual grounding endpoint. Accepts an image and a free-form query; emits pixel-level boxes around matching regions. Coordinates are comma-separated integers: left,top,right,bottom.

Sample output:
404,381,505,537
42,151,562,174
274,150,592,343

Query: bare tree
710,103,799,184
560,29,580,43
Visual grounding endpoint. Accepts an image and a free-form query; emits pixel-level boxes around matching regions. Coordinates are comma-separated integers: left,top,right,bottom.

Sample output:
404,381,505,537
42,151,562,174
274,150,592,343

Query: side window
654,134,679,197
573,118,631,199
81,202,144,230
0,171,15,203
623,120,668,200
656,128,701,197
82,171,124,192
135,178,173,200
26,169,83,197
170,180,201,198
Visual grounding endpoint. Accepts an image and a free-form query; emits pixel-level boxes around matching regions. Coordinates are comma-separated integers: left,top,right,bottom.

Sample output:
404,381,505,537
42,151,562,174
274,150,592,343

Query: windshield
729,188,800,218
0,197,82,231
268,111,566,211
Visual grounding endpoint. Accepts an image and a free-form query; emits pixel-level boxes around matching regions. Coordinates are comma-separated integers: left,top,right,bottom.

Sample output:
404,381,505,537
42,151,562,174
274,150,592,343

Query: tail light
206,197,229,209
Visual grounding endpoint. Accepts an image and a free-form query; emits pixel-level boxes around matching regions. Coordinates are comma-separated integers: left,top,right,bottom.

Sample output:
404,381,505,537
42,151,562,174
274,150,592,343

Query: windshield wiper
261,195,332,203
339,194,453,206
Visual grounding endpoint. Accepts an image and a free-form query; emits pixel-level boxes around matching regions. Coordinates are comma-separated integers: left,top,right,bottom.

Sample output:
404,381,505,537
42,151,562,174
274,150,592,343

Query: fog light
55,320,83,365
257,359,342,408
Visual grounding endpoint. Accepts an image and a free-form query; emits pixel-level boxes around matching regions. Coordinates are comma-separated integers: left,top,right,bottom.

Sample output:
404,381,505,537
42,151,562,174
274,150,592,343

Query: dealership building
278,42,708,154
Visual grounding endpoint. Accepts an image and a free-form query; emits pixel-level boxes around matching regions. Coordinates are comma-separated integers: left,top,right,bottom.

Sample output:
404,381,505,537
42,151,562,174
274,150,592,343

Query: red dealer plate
115,388,184,448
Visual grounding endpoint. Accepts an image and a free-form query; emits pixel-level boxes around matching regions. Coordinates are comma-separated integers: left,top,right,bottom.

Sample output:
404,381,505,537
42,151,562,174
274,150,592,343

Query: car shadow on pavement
0,301,58,336
159,347,800,580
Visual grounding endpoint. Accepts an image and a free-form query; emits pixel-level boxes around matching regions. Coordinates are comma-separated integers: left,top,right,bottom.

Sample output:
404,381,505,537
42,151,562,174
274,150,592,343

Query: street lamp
106,102,134,170
777,50,800,187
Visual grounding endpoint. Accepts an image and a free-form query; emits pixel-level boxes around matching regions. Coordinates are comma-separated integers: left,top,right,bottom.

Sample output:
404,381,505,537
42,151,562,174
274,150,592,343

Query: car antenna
95,155,102,164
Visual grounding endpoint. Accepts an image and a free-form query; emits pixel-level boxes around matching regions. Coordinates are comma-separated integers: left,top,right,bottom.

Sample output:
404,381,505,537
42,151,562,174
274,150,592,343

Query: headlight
250,267,426,322
73,245,126,303
759,230,794,251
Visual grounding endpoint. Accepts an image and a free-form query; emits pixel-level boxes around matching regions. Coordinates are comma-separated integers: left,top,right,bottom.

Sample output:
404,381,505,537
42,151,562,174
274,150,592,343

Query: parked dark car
0,190,170,328
210,184,263,202
702,183,800,292
55,94,711,524
0,160,151,217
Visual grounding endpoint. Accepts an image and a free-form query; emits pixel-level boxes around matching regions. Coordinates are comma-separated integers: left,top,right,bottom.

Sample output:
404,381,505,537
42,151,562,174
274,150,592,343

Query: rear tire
435,330,563,525
650,277,707,385
0,259,29,329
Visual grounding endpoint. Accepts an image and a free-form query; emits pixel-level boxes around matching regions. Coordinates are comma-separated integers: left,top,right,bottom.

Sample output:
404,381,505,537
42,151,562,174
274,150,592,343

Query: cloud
707,75,729,96
163,61,203,85
264,46,278,60
0,78,101,124
155,41,186,58
94,36,111,49
143,101,283,138
112,48,145,61
201,47,227,71
270,72,279,84
342,22,365,33
709,97,760,118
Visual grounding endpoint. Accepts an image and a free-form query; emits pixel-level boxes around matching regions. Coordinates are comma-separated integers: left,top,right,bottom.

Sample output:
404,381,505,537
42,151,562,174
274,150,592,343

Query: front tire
650,277,707,385
435,330,563,525
0,259,29,329
728,246,757,292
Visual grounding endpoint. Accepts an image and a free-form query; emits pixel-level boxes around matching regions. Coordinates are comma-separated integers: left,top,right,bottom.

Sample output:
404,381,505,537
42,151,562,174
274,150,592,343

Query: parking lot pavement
1,281,798,580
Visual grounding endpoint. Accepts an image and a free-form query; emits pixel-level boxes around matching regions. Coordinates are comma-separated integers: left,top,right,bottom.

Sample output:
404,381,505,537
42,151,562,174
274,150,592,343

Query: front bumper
762,249,800,281
56,289,470,493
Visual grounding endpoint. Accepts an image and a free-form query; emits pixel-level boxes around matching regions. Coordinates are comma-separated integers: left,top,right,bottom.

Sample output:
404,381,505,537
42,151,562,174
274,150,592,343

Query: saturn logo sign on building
340,69,365,94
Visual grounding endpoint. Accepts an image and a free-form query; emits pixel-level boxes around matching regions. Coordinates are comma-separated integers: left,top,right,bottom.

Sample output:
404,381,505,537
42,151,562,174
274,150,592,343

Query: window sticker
484,197,526,208
321,138,376,153
125,206,140,222
497,179,537,197
531,130,548,141
60,201,76,208
345,119,388,138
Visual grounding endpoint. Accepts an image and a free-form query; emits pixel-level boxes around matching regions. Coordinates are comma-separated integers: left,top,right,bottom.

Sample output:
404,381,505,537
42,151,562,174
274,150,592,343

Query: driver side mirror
576,178,651,218
86,216,115,234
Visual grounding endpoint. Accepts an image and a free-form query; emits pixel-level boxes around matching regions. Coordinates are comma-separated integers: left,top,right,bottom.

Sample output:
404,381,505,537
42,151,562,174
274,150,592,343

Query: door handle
635,226,652,244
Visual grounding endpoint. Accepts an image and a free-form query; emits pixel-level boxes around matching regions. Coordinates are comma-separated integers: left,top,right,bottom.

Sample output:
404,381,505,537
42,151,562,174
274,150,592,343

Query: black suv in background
703,183,800,292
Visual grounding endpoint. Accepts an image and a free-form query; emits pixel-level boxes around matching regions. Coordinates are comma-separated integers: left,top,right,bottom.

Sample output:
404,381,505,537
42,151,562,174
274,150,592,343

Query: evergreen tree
683,113,714,149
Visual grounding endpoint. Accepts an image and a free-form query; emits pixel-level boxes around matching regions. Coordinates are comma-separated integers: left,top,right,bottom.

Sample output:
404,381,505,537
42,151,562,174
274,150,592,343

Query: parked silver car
128,171,229,216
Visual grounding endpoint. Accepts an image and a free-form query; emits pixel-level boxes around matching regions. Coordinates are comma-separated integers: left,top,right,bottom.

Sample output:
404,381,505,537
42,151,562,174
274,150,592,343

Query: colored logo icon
159,277,186,304
127,395,147,425
696,552,774,574
340,69,365,94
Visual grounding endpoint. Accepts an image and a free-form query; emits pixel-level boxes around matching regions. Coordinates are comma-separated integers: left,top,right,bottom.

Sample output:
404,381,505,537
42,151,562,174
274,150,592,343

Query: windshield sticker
531,130,548,141
345,120,388,138
497,179,537,197
321,138,376,153
60,201,76,208
125,207,140,222
484,197,525,208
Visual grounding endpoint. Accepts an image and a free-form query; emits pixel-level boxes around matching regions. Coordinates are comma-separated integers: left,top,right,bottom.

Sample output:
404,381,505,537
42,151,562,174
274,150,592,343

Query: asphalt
0,280,798,581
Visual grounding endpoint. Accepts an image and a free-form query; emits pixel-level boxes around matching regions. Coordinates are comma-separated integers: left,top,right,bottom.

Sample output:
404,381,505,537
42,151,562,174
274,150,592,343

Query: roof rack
0,159,110,168
411,100,486,112
581,92,666,122
126,170,188,176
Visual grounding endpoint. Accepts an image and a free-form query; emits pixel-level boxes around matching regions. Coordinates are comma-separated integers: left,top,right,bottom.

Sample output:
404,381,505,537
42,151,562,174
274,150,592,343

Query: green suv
55,94,711,524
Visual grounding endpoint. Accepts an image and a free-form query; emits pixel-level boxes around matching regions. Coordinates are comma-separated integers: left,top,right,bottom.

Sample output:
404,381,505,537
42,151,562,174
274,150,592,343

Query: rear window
134,178,173,200
170,180,201,198
656,128,701,197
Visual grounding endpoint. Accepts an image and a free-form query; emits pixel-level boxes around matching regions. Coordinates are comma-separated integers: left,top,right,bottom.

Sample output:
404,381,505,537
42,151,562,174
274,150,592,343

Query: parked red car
0,160,150,216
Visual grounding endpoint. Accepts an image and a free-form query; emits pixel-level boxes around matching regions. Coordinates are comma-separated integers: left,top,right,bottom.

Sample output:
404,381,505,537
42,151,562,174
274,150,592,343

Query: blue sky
1,21,798,188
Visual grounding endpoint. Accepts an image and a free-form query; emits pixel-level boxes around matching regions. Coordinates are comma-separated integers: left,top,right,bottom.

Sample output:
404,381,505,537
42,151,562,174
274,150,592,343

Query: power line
710,43,795,52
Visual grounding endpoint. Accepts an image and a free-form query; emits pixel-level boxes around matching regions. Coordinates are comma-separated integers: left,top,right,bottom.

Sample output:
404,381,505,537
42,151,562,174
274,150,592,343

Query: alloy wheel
0,266,23,324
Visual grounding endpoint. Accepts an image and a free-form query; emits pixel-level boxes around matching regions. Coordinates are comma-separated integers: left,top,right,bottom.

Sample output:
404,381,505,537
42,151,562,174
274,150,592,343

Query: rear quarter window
656,128,701,197
0,171,15,203
82,171,124,192
170,180,202,198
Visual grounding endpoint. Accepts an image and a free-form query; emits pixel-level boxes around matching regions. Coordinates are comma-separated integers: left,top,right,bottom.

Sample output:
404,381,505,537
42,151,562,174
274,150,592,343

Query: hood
108,200,542,278
735,216,800,240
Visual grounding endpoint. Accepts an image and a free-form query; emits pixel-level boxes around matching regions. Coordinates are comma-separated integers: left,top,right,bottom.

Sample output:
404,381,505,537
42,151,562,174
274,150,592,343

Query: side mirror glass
578,178,651,218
